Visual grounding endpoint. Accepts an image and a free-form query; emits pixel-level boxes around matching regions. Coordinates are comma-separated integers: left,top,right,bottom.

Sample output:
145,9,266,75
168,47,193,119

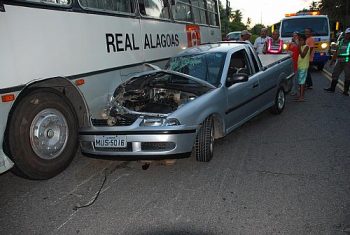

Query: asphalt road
1,69,350,235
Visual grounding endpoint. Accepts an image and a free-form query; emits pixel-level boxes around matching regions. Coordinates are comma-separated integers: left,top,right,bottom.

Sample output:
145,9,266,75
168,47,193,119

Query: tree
319,0,350,30
218,1,247,37
251,24,266,35
246,17,252,29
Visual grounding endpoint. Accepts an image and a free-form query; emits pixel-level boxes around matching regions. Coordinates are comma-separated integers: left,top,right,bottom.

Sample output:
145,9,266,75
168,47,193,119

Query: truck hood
104,70,215,125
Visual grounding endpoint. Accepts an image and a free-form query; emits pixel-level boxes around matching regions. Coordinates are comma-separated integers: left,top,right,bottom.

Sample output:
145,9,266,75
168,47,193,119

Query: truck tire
194,117,214,162
8,89,78,179
270,87,286,115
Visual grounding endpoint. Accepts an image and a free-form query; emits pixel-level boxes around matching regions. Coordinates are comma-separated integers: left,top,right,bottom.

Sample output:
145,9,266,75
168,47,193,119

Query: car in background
225,31,241,41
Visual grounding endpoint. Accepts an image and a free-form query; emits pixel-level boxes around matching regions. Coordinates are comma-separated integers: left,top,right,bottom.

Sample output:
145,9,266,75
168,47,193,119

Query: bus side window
172,0,193,22
79,0,134,13
138,0,170,19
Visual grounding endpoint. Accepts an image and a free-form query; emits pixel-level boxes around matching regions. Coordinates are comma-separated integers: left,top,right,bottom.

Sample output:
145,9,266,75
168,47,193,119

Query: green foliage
218,0,266,40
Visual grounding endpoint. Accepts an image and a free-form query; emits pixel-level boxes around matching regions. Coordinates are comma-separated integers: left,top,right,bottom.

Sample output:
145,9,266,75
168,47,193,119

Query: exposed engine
114,87,196,114
102,71,212,126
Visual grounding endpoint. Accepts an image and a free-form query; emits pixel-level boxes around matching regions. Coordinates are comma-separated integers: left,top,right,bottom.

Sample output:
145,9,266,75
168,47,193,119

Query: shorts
297,68,308,85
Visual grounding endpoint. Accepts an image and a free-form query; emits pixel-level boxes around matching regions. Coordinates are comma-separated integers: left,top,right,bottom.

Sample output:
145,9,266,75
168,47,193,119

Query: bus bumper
0,152,14,174
313,52,330,65
0,102,15,174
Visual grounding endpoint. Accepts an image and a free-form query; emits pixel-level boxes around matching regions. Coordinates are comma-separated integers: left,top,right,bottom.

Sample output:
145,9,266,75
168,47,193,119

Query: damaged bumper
79,121,198,158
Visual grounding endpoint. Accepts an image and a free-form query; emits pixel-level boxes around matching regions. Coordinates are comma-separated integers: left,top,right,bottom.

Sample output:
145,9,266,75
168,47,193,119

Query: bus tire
8,89,78,179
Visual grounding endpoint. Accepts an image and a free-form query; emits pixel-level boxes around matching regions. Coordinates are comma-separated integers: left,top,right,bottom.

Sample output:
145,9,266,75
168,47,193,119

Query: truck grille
91,115,138,126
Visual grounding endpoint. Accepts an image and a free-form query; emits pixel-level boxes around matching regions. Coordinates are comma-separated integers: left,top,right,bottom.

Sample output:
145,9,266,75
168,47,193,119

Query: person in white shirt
254,28,270,54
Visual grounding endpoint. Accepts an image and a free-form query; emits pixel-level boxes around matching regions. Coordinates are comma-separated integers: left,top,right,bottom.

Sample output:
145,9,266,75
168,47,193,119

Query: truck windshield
281,17,329,37
167,52,226,87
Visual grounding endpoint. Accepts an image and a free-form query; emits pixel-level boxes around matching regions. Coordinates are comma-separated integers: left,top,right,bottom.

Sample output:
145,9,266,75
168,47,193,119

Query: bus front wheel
8,89,78,179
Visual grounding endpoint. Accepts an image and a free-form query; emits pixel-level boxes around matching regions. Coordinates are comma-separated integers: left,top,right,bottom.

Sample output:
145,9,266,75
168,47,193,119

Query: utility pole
226,0,230,35
347,0,350,28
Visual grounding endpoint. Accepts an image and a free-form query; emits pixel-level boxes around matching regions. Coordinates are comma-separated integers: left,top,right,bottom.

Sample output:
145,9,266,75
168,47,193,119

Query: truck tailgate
258,54,291,69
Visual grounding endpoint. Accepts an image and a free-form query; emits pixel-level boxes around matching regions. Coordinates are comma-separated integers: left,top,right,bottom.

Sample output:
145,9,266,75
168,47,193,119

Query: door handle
252,83,259,88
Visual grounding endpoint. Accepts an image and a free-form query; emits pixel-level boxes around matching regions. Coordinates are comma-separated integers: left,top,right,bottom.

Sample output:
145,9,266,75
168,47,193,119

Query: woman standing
287,32,300,96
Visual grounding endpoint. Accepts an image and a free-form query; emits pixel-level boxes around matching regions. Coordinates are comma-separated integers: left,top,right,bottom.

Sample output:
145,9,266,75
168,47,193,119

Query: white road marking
322,70,344,91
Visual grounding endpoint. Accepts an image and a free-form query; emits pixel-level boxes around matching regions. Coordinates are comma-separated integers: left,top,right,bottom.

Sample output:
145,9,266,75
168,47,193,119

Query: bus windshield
281,17,329,37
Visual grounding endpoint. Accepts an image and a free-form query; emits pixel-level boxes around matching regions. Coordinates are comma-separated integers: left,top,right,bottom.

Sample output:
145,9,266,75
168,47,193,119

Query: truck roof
176,42,248,56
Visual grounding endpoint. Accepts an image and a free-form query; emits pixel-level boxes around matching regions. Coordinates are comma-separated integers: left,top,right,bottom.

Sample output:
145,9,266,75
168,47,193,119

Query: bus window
206,0,218,26
172,0,193,22
139,0,170,19
17,0,71,6
191,0,207,24
78,0,134,13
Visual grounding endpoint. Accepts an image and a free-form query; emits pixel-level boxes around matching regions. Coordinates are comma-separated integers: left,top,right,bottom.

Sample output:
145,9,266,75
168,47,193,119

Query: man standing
324,28,350,96
305,28,315,89
263,30,283,54
240,30,252,45
254,28,270,54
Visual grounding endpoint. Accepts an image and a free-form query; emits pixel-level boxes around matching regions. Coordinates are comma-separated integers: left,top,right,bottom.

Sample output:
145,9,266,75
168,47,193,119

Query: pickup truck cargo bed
258,54,291,69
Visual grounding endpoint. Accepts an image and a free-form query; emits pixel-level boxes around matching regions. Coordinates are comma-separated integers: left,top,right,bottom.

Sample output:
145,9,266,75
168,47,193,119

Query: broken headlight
140,117,180,127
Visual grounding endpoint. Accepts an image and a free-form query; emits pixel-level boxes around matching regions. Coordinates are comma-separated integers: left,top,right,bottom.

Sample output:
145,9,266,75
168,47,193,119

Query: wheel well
211,113,225,139
3,77,89,155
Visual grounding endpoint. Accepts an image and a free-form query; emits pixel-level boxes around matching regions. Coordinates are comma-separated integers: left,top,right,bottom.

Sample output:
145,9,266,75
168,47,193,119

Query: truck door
224,49,261,130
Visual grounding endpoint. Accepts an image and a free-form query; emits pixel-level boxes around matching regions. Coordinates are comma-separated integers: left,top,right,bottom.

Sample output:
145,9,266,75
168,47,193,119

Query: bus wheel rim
29,108,69,160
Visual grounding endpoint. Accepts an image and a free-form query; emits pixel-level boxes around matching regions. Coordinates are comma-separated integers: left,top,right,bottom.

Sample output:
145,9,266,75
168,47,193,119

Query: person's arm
253,38,259,50
307,38,315,54
299,45,309,58
330,45,339,65
262,41,267,54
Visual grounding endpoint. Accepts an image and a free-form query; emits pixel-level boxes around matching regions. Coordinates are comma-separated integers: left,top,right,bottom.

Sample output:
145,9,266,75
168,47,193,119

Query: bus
0,0,221,179
279,11,330,70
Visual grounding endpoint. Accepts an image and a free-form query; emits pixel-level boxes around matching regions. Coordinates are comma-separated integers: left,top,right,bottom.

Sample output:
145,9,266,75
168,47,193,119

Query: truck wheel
270,87,285,115
194,117,214,162
8,89,78,179
317,64,324,71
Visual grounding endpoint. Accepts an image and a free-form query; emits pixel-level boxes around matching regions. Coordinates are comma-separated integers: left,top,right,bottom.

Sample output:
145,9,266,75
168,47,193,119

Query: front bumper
79,124,198,158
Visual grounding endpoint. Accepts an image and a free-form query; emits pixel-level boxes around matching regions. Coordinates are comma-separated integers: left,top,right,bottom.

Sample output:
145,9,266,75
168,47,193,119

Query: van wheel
8,89,78,179
270,87,285,114
194,117,214,162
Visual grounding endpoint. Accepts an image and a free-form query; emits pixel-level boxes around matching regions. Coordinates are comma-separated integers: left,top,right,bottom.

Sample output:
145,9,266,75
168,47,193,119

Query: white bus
0,0,221,179
279,12,330,70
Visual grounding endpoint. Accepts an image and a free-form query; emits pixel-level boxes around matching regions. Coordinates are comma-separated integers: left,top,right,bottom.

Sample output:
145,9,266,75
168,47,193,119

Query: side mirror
226,73,249,87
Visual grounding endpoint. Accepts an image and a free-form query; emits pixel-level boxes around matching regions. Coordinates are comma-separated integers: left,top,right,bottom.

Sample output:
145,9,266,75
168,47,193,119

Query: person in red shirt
287,32,300,95
305,28,315,89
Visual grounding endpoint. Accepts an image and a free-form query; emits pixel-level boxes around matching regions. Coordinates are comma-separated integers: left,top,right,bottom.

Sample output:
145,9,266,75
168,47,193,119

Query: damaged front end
101,71,214,127
79,70,215,158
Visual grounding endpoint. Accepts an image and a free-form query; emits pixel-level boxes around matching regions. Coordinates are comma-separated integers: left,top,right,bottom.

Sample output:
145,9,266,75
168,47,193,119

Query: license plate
94,135,127,148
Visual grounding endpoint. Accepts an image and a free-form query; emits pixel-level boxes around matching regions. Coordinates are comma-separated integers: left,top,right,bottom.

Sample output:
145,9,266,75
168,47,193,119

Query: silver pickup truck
80,42,294,162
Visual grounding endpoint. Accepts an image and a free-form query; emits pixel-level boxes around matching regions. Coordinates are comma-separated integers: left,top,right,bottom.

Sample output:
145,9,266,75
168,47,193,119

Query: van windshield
281,18,329,37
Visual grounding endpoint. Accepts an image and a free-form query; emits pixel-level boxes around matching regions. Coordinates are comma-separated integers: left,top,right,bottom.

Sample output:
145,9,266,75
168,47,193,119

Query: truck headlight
164,118,181,126
140,117,180,127
321,42,328,49
141,117,165,127
283,44,288,50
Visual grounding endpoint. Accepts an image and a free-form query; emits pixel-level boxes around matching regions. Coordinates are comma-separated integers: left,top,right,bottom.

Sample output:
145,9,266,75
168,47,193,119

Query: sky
224,0,315,26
